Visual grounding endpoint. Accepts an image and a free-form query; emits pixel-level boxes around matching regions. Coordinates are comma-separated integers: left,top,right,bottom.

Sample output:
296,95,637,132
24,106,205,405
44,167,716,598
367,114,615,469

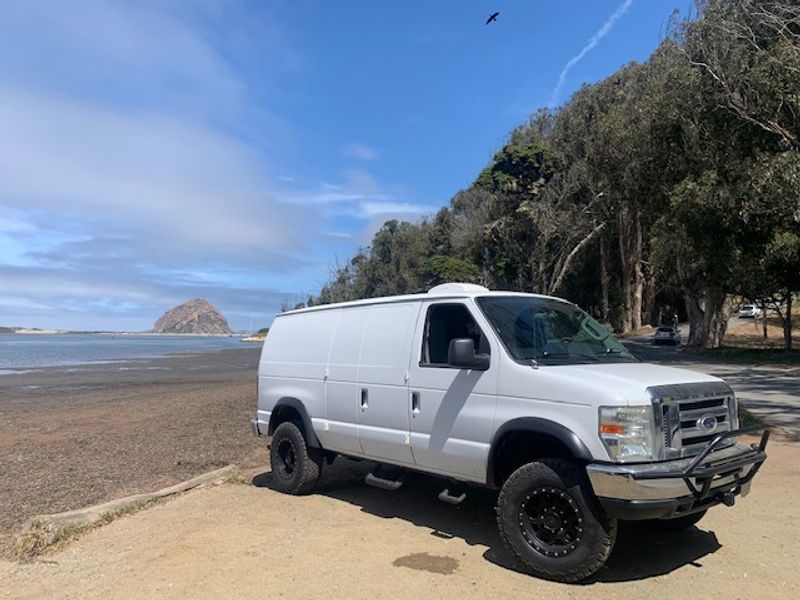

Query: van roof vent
427,283,489,295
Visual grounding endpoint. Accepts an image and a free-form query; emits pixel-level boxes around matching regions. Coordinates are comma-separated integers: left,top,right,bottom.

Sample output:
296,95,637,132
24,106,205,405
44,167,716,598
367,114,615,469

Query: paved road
623,331,800,438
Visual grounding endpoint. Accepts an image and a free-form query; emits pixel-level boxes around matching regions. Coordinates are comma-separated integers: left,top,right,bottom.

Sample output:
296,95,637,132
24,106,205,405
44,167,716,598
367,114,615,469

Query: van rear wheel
269,421,322,495
496,459,617,582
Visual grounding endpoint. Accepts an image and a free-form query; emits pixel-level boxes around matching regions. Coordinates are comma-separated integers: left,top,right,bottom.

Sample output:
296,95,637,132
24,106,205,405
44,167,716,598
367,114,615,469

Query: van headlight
599,406,655,462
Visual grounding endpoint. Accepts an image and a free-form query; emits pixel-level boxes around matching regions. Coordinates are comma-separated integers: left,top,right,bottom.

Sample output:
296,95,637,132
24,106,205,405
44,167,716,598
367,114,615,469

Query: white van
252,283,768,582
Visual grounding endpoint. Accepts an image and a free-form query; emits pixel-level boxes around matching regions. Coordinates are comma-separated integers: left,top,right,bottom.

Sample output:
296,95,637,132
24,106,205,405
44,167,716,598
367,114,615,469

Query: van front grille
648,382,737,459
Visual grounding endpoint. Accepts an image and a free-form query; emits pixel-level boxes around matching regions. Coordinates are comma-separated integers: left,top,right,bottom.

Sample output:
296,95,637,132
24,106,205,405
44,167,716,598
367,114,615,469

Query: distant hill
152,299,233,335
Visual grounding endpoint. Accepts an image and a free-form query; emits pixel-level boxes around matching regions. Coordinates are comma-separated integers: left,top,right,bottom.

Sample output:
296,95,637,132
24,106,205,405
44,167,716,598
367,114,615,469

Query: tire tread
270,421,322,495
496,459,617,582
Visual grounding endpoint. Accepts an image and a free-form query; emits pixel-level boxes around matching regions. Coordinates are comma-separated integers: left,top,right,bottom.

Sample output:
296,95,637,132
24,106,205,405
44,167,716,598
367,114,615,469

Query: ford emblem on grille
697,414,718,431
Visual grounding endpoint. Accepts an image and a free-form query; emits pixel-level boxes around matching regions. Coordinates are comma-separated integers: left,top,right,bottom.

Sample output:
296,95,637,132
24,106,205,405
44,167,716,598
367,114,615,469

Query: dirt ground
1,438,797,600
726,315,799,349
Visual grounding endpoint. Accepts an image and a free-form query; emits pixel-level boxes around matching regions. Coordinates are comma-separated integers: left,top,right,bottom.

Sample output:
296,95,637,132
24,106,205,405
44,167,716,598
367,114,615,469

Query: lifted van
252,283,768,582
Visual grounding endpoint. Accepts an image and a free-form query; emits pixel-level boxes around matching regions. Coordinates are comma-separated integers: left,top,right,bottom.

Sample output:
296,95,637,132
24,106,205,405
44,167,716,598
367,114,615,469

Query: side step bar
365,471,403,491
364,469,468,505
438,488,466,505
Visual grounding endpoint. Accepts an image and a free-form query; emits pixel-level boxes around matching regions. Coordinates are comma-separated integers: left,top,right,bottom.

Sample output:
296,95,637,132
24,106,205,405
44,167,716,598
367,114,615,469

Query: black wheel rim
518,486,583,557
276,438,297,479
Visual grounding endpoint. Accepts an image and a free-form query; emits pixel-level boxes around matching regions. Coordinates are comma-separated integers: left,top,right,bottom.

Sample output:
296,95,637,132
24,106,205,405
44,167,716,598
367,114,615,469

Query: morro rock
152,299,233,335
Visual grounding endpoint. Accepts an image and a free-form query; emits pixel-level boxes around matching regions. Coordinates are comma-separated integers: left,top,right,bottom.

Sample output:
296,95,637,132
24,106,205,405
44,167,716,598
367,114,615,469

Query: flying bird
485,11,500,25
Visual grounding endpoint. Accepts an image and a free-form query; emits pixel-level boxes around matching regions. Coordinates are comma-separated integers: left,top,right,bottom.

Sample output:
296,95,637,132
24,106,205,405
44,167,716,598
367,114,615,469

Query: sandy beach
0,347,263,557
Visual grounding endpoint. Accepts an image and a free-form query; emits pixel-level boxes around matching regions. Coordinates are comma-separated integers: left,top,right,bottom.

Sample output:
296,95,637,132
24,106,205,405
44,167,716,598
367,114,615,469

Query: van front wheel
269,421,322,495
496,459,617,582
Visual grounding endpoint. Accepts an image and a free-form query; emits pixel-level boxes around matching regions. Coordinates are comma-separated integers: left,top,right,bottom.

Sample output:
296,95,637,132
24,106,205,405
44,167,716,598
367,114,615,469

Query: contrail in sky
549,0,635,107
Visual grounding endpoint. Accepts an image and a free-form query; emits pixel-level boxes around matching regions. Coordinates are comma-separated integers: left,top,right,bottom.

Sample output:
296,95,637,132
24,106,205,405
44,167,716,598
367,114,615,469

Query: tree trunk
704,290,729,348
685,295,707,347
600,234,610,322
784,293,793,351
685,288,730,348
631,209,644,331
618,209,632,332
641,270,657,328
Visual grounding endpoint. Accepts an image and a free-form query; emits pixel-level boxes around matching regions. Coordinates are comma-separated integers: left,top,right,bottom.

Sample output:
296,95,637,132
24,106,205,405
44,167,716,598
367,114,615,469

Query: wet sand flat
0,347,263,556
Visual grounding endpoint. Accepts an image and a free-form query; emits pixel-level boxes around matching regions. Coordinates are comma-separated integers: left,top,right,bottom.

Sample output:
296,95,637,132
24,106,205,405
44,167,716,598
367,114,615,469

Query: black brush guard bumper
587,425,770,521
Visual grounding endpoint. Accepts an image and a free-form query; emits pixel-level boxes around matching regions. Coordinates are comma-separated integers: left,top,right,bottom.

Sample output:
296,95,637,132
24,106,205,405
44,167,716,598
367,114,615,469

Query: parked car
653,326,681,345
738,305,763,318
252,283,769,582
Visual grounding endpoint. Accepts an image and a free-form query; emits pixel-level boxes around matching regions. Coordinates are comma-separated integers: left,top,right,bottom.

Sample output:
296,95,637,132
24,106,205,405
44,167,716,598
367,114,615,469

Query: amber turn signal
599,423,624,435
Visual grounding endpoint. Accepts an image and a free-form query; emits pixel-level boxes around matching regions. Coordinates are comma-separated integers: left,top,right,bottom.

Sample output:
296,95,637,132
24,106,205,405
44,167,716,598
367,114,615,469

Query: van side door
355,302,418,465
320,308,368,455
407,300,498,481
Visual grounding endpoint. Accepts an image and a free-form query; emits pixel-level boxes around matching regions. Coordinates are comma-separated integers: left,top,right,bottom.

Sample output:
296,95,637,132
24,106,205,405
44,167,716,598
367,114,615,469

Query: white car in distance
738,305,763,318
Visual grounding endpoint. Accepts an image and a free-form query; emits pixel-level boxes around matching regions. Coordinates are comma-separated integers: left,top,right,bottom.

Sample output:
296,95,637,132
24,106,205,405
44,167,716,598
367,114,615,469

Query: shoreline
0,346,257,378
0,334,255,375
1,331,244,337
0,347,263,557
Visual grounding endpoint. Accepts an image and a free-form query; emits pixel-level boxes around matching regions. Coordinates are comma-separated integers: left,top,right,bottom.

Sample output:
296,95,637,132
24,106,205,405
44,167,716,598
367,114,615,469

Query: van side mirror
447,338,490,371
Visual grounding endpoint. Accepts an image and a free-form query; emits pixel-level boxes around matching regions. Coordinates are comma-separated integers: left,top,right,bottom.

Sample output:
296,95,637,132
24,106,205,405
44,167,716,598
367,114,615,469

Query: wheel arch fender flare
486,417,592,486
268,397,321,449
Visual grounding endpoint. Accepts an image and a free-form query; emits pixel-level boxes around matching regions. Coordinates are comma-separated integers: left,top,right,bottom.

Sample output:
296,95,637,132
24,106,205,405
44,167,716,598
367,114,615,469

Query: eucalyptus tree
473,139,607,295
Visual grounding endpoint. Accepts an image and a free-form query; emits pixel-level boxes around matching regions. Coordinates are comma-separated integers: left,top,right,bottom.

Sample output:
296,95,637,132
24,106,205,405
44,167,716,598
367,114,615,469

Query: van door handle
411,391,420,416
360,388,368,411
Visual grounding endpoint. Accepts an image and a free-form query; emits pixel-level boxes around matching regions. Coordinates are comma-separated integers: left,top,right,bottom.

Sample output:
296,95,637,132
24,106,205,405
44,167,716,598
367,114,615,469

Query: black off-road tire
496,459,617,583
269,421,322,495
649,509,707,531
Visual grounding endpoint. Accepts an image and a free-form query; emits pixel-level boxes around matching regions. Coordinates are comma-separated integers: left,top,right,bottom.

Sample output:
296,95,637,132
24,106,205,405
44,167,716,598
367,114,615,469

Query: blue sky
0,0,685,331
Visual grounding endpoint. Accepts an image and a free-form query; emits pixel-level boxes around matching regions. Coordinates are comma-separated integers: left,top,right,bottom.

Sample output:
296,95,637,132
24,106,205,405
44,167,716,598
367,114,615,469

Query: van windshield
476,296,636,365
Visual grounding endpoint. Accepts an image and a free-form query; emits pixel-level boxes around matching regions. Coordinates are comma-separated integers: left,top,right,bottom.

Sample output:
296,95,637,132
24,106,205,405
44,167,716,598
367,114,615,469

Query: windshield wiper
592,348,636,361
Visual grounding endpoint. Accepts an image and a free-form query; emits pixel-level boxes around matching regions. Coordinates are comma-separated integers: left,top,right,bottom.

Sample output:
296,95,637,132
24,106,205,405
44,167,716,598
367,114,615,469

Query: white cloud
323,231,354,239
282,170,431,221
0,88,303,259
358,201,429,218
549,0,635,106
343,142,379,161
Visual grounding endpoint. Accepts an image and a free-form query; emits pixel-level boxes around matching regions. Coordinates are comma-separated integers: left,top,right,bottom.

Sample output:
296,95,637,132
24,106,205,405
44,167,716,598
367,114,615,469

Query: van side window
421,304,489,366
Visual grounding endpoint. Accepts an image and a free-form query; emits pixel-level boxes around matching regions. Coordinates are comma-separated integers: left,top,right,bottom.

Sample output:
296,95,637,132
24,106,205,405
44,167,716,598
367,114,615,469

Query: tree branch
548,222,607,295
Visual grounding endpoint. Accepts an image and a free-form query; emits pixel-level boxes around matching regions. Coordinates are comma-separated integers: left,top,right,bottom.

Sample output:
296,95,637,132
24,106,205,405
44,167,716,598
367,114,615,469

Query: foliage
424,254,479,285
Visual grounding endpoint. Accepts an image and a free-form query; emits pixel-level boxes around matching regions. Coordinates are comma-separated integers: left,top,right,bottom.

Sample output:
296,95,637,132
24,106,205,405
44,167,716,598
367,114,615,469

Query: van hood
521,361,724,406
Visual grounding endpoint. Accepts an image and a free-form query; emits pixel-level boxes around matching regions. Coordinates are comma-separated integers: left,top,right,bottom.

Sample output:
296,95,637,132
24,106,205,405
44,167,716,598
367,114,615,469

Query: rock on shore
152,299,233,334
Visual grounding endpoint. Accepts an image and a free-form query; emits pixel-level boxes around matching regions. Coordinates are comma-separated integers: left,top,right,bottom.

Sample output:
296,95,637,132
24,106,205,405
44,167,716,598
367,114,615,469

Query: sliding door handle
360,388,368,411
411,391,420,416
